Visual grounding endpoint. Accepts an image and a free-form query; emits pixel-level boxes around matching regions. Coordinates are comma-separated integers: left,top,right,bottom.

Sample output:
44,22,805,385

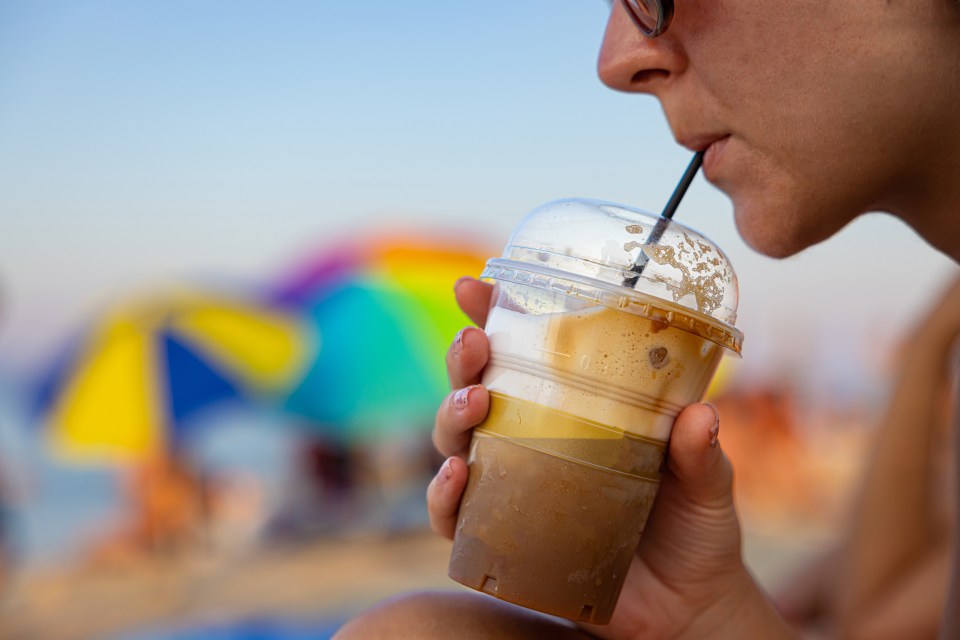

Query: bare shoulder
334,590,595,640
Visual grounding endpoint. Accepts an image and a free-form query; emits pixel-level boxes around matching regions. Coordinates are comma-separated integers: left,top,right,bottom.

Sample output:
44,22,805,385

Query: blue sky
0,0,956,391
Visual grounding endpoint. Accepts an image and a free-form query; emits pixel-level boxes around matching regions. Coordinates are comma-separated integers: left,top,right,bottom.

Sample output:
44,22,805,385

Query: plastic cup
447,198,742,624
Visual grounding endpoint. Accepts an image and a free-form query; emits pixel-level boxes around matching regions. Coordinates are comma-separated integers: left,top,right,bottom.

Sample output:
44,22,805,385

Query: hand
427,277,793,640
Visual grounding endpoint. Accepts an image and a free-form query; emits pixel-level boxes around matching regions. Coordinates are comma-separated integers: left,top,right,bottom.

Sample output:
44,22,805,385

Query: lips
676,134,727,153
676,133,731,179
702,136,730,179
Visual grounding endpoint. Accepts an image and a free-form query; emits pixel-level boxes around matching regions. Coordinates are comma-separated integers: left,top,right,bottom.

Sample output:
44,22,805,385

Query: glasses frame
621,0,674,38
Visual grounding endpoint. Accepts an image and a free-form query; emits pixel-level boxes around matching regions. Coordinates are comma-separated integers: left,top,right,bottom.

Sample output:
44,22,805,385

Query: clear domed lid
483,198,742,352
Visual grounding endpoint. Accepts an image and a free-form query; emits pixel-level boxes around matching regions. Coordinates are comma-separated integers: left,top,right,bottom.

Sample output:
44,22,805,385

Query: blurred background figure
0,283,20,603
267,435,357,540
89,451,209,564
265,235,486,539
32,288,309,566
0,459,13,597
712,382,820,524
774,275,960,640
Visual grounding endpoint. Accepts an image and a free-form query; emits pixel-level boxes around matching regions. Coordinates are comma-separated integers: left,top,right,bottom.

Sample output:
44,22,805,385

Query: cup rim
482,258,743,354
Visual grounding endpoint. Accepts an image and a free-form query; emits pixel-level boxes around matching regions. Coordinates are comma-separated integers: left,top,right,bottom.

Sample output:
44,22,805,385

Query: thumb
665,402,734,508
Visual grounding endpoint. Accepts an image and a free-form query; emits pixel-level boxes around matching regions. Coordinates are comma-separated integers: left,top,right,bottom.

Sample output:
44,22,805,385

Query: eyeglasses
620,0,673,38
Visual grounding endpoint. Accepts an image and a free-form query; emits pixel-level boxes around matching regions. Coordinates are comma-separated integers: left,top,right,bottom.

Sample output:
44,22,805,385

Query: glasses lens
622,0,671,37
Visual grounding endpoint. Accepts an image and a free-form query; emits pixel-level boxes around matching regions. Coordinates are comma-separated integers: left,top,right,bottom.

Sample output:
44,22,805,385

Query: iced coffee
448,199,742,624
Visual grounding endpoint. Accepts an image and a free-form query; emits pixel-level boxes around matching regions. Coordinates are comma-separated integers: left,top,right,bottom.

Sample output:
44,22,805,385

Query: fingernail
454,276,472,292
453,386,473,410
706,403,720,447
440,458,453,481
452,328,466,354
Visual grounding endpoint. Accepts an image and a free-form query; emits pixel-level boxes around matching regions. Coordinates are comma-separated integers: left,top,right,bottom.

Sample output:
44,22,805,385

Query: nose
597,1,685,95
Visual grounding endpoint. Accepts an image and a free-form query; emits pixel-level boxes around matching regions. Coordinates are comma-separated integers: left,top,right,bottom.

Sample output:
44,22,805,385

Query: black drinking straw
623,150,704,287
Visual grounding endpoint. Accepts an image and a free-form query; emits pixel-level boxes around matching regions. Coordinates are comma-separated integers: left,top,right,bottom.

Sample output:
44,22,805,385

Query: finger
454,277,494,328
446,326,490,390
433,384,490,458
665,402,734,508
426,456,469,540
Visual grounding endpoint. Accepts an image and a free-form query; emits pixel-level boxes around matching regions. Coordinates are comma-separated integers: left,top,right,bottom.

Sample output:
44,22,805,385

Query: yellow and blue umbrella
272,233,490,442
34,289,310,464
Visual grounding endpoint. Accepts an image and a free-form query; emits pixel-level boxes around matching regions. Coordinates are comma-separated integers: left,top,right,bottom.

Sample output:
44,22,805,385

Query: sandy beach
0,532,458,640
0,521,832,640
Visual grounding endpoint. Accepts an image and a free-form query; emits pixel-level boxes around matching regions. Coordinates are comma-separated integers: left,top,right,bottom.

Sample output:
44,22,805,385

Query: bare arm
849,543,951,640
839,277,960,636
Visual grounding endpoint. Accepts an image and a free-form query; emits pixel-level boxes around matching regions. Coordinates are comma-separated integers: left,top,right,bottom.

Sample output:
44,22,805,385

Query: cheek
687,1,861,154
684,0,821,93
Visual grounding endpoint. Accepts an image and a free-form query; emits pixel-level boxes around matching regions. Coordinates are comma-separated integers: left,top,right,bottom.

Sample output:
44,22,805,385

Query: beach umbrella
34,289,311,464
273,234,490,442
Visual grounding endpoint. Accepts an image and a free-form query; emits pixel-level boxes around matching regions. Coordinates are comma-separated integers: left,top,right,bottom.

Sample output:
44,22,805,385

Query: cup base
448,431,662,624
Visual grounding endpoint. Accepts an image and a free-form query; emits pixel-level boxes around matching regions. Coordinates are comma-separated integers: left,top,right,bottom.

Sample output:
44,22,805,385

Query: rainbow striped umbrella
34,289,311,464
273,234,489,442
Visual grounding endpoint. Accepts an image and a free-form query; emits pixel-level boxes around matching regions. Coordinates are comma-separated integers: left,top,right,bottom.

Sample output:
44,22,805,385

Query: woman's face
599,0,960,257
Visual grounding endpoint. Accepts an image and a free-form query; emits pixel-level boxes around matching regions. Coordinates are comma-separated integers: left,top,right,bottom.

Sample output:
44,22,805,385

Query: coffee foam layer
482,304,723,440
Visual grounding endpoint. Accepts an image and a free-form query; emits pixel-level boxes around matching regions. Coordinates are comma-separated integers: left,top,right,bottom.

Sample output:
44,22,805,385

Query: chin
737,224,807,259
713,155,867,260
728,190,841,260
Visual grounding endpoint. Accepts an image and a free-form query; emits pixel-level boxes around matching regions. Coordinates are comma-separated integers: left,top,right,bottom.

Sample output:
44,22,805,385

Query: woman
338,1,960,637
